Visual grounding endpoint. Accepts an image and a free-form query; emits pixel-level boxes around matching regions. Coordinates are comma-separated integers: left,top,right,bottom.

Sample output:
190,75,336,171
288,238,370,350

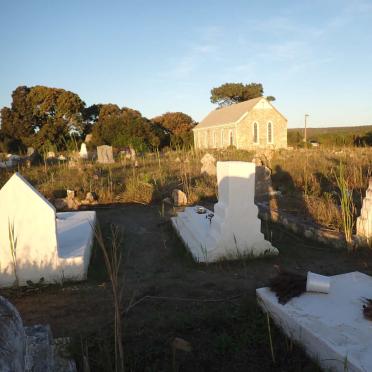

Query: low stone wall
257,202,348,249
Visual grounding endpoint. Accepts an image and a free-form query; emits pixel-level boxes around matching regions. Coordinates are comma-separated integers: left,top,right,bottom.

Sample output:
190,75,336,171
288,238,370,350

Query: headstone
0,295,77,371
85,134,93,143
27,147,35,157
130,147,136,160
97,145,114,164
0,296,26,371
0,173,96,287
200,153,216,176
79,143,88,159
172,189,187,206
171,162,278,262
357,178,372,239
257,271,372,372
255,166,273,199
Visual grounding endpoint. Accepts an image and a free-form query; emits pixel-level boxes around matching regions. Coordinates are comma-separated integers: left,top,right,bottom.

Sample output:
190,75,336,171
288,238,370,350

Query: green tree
210,82,273,107
92,106,167,151
152,112,195,147
0,85,86,151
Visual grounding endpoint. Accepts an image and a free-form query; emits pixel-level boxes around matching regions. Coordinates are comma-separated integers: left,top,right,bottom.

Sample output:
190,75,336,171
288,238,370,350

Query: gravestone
79,143,88,159
200,153,216,176
0,295,77,371
172,189,187,206
85,134,93,143
257,272,372,372
357,178,372,240
171,161,278,262
0,173,96,287
27,147,35,157
97,145,114,164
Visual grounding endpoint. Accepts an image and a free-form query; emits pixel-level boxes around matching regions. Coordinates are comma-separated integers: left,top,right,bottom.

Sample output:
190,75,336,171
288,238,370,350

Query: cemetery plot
257,271,372,372
172,161,278,262
0,173,96,287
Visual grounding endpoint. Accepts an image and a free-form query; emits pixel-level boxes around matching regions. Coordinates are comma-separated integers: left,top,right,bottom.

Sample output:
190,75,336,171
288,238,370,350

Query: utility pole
304,114,309,144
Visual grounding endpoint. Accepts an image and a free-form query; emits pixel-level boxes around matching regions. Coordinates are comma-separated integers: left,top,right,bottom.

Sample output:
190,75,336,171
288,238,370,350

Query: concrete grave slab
0,173,96,287
257,272,372,372
171,161,278,262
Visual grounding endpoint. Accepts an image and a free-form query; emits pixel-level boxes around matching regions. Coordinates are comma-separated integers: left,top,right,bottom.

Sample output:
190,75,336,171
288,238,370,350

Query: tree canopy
210,82,275,107
92,105,167,152
0,85,85,151
152,112,195,148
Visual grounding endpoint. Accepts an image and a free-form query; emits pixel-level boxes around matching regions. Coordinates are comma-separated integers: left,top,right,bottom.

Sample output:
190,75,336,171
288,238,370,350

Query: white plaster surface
171,161,278,262
79,143,88,159
257,271,372,372
357,179,372,239
0,173,96,287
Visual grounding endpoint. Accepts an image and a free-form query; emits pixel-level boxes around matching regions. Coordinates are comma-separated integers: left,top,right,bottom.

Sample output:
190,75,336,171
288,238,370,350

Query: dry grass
1,147,371,234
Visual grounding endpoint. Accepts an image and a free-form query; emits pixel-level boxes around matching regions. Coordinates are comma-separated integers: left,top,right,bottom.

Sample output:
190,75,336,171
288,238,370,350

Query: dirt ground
5,203,372,371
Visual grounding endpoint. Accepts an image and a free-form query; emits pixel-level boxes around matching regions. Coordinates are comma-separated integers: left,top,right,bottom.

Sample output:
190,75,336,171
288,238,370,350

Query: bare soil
4,203,372,371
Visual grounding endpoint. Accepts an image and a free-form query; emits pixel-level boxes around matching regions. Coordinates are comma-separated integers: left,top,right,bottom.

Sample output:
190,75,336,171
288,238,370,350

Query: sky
0,0,372,128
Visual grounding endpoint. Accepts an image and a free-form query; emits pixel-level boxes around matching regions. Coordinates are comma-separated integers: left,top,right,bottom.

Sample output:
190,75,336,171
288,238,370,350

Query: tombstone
130,147,136,160
171,162,278,262
0,295,77,370
200,153,216,176
172,189,187,206
85,134,93,143
27,147,35,157
257,271,372,372
357,178,372,239
97,145,114,164
0,173,96,287
79,142,88,159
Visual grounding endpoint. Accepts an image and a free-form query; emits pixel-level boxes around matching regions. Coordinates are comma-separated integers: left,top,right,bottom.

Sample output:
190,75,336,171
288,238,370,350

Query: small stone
172,189,187,206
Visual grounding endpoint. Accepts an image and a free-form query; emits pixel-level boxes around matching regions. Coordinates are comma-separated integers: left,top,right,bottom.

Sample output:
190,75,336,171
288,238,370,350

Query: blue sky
1,0,371,128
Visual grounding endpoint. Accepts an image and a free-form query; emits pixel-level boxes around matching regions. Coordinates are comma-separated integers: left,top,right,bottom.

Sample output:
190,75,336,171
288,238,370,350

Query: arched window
267,122,273,144
229,130,234,146
253,122,259,144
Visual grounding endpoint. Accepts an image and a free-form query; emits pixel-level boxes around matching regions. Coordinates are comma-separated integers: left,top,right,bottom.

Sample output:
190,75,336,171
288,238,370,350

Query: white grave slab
257,272,372,372
0,173,96,287
171,161,278,262
79,142,88,159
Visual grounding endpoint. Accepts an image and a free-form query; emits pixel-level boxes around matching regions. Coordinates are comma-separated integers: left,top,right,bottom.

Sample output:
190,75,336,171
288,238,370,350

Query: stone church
193,97,287,150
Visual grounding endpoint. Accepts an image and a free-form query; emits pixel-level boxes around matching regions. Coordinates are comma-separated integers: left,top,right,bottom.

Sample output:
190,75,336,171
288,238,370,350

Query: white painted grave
357,178,372,240
171,161,278,262
79,142,88,159
257,271,372,372
0,173,96,287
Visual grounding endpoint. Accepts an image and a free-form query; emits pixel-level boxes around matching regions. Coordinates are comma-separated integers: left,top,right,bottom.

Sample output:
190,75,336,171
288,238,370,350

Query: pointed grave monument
0,173,96,287
79,142,88,159
171,161,278,262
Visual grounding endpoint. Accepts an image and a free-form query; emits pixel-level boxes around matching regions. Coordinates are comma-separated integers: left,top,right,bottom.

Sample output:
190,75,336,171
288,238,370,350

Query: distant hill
288,125,372,147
